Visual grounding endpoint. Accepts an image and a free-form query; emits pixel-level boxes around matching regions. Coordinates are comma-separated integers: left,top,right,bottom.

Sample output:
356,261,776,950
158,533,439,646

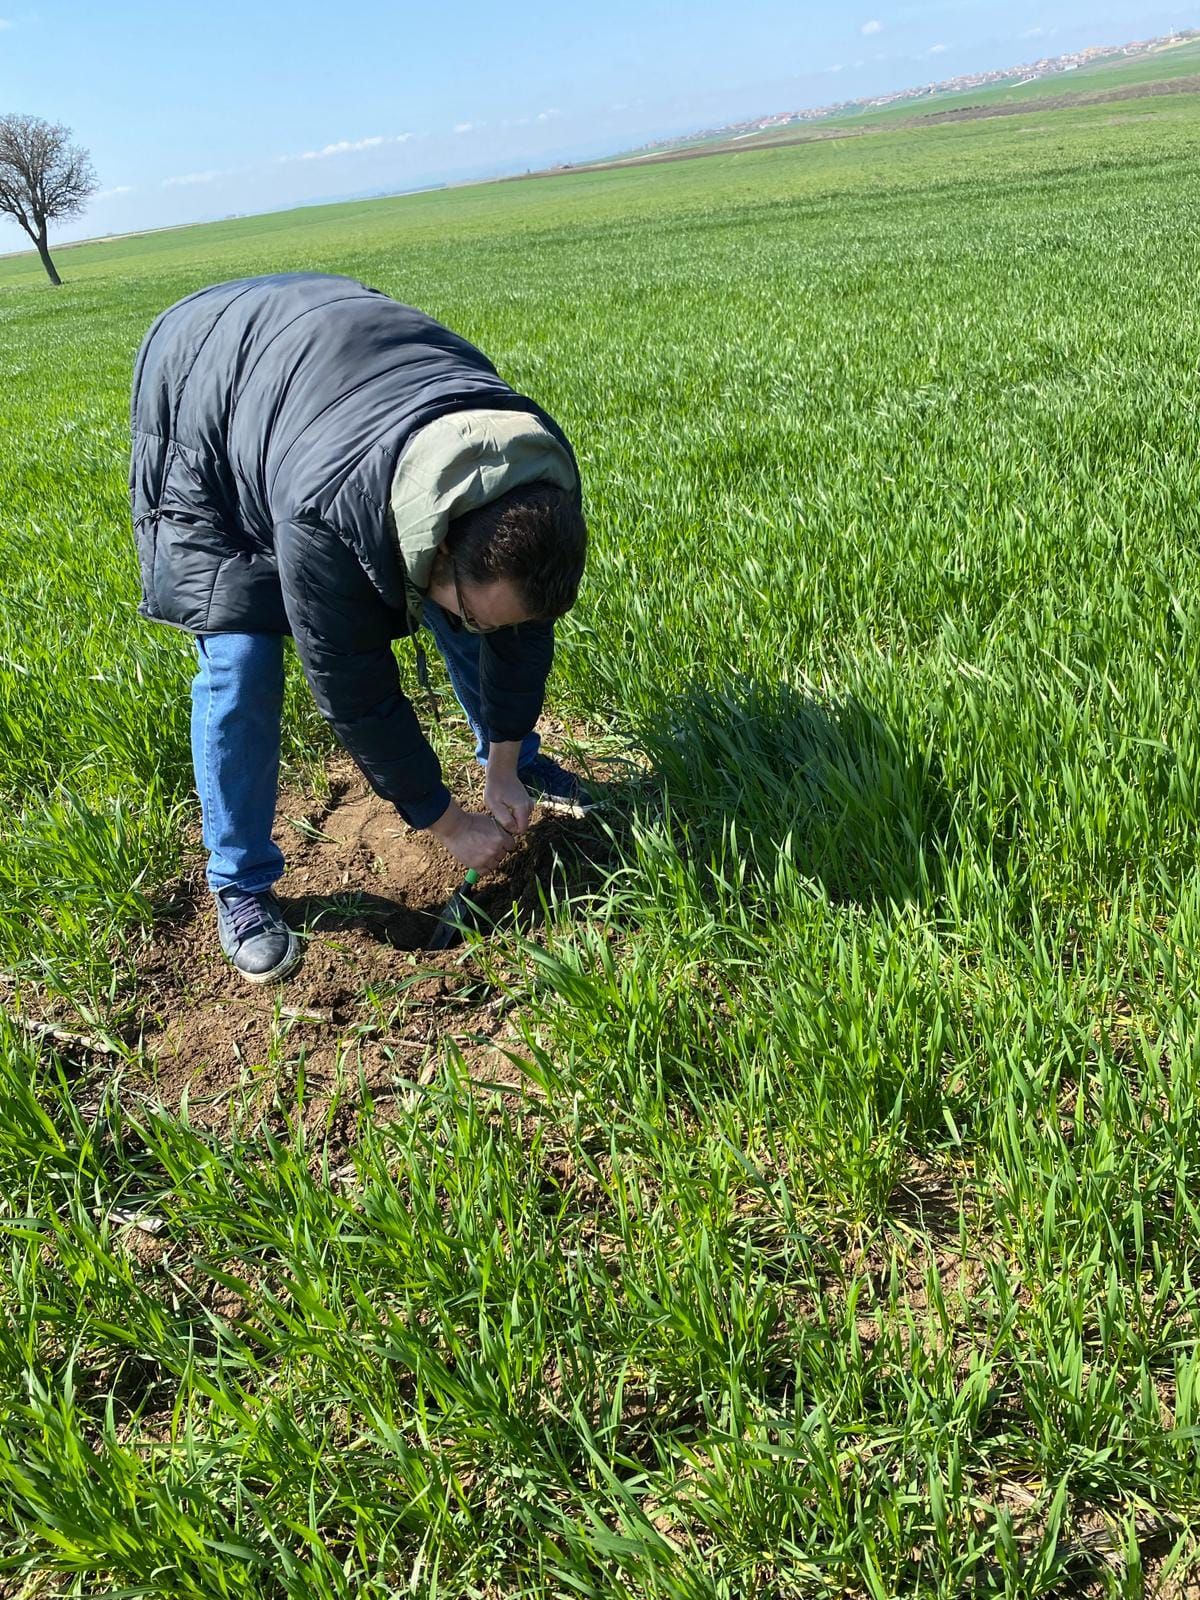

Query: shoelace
222,892,274,941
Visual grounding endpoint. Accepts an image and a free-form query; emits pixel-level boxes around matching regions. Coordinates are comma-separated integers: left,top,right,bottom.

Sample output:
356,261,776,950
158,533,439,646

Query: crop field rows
2,71,1200,1599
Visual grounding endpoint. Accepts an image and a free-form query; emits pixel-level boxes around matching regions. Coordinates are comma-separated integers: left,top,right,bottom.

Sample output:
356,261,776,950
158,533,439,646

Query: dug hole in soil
127,750,599,1127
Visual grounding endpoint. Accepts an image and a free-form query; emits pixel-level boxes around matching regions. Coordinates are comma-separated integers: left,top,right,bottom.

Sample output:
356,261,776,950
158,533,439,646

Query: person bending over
130,272,590,983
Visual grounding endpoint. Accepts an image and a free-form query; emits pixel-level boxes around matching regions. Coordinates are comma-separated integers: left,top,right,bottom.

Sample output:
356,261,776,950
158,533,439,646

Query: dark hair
445,482,587,620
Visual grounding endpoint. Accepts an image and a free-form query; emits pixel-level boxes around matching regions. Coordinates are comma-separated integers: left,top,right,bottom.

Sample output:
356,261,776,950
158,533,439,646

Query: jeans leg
423,599,540,767
190,633,287,895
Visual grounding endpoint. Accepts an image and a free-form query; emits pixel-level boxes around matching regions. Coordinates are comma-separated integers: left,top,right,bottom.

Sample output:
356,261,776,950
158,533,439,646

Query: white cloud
453,121,476,134
929,42,948,53
536,108,562,122
282,133,415,162
861,18,883,34
0,17,12,27
825,62,845,73
162,170,221,187
94,184,134,201
303,135,382,160
1021,24,1044,38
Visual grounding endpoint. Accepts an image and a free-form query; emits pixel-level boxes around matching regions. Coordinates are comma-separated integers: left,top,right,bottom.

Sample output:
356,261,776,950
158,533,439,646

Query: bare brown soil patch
3,743,627,1150
128,756,602,1123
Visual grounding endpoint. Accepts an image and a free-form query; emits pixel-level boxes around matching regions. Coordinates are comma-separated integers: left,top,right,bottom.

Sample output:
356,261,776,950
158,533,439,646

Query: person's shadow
635,678,953,911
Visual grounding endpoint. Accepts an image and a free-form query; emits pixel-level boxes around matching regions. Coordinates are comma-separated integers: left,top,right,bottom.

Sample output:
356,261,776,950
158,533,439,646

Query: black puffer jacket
130,272,580,827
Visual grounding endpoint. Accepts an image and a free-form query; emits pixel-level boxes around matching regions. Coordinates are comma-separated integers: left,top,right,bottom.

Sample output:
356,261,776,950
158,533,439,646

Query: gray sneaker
215,888,301,984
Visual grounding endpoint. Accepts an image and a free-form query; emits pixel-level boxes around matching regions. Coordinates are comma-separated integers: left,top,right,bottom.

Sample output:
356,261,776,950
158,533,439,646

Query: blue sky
1,0,1195,250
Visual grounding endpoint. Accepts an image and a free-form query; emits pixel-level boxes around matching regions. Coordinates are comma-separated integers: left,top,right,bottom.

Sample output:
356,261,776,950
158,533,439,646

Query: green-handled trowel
426,868,483,951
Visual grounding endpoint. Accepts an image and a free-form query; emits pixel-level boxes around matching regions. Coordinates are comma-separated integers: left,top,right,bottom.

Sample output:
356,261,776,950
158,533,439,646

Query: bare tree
0,114,98,286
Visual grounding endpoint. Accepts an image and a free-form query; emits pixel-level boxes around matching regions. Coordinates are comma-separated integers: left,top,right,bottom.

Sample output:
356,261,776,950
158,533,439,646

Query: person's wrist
426,799,464,840
487,739,522,778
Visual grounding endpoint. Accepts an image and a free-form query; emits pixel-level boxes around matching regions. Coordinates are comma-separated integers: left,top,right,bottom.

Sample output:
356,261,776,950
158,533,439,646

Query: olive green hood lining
389,407,578,630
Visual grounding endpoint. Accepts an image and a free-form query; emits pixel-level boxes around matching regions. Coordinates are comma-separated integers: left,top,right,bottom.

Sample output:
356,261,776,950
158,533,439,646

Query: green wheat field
3,43,1200,1598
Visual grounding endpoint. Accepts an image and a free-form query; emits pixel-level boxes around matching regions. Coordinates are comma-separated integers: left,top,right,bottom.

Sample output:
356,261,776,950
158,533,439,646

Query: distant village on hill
641,28,1200,154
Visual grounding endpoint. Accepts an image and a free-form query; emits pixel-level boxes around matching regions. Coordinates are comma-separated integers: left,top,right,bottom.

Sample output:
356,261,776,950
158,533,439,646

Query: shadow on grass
637,678,955,911
270,677,955,952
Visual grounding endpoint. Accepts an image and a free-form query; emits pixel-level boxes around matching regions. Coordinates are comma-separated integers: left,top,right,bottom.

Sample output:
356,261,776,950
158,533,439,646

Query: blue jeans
422,599,540,768
190,606,540,895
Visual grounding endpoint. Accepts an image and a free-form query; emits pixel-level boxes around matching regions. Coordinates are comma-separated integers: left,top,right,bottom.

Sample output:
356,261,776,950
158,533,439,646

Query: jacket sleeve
275,518,451,828
479,619,555,745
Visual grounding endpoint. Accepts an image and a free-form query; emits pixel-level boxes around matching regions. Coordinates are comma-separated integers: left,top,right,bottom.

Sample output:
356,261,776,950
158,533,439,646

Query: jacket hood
389,406,578,629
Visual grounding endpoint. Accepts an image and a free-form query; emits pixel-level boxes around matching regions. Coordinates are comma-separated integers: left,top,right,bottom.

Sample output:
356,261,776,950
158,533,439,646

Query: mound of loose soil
5,717,641,1153
0,747,617,1151
124,755,597,1127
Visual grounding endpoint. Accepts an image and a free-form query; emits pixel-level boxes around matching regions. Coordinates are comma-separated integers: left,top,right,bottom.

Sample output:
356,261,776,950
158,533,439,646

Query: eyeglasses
450,557,501,634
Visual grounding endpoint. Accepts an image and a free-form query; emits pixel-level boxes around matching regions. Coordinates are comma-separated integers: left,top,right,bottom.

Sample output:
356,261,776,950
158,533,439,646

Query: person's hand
484,767,534,836
426,801,515,873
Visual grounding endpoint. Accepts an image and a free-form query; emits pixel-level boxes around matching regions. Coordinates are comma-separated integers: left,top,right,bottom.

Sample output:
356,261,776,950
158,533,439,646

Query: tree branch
0,112,98,250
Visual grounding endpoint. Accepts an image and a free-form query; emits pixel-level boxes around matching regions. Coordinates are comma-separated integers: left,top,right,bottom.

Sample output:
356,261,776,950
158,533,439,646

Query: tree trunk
34,227,62,287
